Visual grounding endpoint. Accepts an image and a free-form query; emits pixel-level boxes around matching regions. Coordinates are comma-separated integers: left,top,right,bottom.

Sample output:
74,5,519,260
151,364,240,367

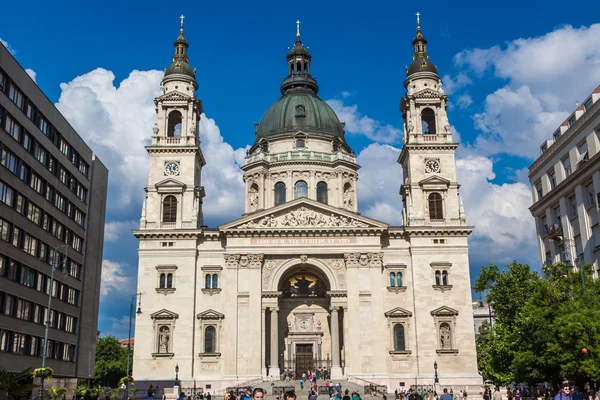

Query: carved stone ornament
224,254,240,268
300,254,308,263
262,258,284,290
229,253,264,269
237,207,369,229
344,252,383,268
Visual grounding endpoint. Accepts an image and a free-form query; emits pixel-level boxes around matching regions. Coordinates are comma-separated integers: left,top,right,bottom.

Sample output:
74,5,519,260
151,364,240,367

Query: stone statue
440,324,451,349
159,326,170,353
343,187,353,208
249,190,259,211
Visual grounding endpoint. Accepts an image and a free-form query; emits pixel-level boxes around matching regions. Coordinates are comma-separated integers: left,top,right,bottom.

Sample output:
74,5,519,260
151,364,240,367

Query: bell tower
140,16,206,230
398,14,466,227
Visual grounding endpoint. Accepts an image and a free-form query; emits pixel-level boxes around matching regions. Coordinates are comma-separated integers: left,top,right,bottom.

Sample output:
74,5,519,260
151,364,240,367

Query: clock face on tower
425,159,440,173
164,161,180,176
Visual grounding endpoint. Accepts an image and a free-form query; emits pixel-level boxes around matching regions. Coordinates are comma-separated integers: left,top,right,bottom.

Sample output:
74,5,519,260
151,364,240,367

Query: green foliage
0,367,36,400
47,386,67,400
94,336,131,388
474,262,600,387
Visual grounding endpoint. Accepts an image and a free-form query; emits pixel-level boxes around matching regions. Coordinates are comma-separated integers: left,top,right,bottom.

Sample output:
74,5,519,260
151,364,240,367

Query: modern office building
529,84,600,273
0,42,108,380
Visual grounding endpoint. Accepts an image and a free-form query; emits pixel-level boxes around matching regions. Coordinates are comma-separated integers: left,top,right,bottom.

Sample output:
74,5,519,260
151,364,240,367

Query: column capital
329,306,339,313
271,307,279,313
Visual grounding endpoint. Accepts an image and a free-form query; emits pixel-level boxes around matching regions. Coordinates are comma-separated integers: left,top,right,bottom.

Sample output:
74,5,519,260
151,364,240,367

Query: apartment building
0,42,108,379
529,85,600,273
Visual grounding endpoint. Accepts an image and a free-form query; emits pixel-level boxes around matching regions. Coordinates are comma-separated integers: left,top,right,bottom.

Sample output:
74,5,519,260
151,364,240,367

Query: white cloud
100,260,134,297
450,23,600,159
442,72,472,94
0,38,16,55
56,68,163,209
341,91,352,98
25,69,36,83
104,220,138,241
356,143,403,225
456,93,473,109
198,114,247,225
456,156,537,265
327,99,403,143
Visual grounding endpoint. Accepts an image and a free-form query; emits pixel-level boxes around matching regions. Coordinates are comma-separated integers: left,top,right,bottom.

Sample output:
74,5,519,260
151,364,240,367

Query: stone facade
133,19,482,393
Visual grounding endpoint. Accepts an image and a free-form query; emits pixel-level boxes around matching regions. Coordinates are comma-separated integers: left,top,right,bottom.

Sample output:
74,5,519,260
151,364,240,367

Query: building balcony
151,136,197,146
547,223,563,241
245,150,357,165
405,133,454,144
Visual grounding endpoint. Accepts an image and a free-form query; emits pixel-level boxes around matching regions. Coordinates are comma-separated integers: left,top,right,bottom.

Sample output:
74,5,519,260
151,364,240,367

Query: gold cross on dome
416,12,420,25
296,20,301,37
180,15,185,27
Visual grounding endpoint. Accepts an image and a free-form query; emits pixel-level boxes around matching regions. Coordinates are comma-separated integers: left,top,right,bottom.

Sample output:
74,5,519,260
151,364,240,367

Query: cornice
242,158,360,171
221,227,386,237
529,152,600,215
145,145,201,154
529,98,600,175
403,226,473,236
133,229,202,239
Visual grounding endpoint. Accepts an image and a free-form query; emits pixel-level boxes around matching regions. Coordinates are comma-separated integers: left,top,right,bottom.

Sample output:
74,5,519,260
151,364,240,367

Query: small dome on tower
164,15,196,80
406,13,438,78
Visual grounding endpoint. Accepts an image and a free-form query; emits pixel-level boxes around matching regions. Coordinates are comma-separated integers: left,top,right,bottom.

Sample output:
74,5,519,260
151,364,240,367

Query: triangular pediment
158,91,191,103
413,88,444,99
220,198,388,231
155,178,186,192
430,306,459,316
384,307,413,318
150,309,179,320
419,175,451,187
197,309,225,320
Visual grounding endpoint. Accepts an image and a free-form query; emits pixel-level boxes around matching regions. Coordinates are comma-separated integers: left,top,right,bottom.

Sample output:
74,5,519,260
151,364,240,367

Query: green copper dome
256,92,344,140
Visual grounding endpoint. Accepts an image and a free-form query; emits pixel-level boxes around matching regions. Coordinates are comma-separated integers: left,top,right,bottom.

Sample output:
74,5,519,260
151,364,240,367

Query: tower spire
296,20,301,40
173,15,189,64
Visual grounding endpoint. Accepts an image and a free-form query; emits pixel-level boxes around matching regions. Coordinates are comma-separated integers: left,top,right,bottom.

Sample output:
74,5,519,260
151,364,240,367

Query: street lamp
175,364,180,387
38,244,69,400
434,361,439,387
124,293,142,400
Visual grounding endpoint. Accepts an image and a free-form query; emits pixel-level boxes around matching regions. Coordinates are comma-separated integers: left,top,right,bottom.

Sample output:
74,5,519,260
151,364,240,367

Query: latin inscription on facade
251,237,357,246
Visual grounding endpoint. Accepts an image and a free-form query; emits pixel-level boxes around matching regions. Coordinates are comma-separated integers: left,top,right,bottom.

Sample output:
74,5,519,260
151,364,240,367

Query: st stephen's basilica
133,15,482,392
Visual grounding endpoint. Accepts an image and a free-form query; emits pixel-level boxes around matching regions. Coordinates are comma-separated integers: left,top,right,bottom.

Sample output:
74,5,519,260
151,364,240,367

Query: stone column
270,307,280,378
330,307,342,378
261,306,267,377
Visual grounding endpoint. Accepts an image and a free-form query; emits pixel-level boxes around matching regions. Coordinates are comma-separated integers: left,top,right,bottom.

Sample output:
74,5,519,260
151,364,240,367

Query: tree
474,261,600,388
93,336,129,388
47,387,67,400
0,368,36,400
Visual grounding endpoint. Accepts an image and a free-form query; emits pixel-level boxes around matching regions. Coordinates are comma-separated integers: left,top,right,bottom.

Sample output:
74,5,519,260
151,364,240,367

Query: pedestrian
440,389,452,400
493,388,502,400
300,378,305,390
554,383,572,400
515,389,521,400
343,390,351,400
309,391,318,400
207,393,212,400
573,388,584,400
252,389,265,400
177,393,185,400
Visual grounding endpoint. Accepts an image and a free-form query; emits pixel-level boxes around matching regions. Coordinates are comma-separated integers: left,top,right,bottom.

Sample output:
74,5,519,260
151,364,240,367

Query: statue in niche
439,323,451,350
159,326,170,353
249,191,259,211
343,186,354,208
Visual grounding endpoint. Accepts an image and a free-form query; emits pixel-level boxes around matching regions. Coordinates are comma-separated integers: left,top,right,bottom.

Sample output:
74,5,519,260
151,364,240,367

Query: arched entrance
265,264,343,379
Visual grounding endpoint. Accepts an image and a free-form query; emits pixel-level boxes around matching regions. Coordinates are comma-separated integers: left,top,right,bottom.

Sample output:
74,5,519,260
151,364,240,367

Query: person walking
554,383,572,400
300,378,305,390
440,389,452,400
492,388,502,400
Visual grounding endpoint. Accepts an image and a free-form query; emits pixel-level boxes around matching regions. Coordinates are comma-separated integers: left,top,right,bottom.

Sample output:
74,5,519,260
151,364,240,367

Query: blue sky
2,0,600,337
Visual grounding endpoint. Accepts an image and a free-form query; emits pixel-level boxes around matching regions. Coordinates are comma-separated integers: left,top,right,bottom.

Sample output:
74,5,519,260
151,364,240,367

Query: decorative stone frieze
224,253,263,269
343,252,383,268
237,207,368,229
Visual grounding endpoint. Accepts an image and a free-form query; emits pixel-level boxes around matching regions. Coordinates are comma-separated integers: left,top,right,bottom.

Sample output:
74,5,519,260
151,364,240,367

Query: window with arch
162,196,177,223
434,269,450,287
212,274,218,289
396,272,403,287
204,325,216,353
167,110,182,137
316,181,328,204
274,182,286,206
421,108,436,134
294,180,308,199
389,272,396,287
205,274,212,289
156,265,177,293
201,266,222,294
428,193,443,220
393,324,406,351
